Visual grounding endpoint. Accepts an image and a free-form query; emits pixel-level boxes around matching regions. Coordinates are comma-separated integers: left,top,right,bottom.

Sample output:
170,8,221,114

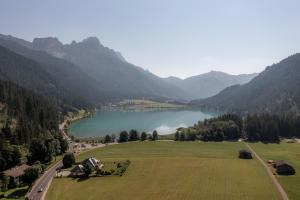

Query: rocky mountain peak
32,37,64,58
80,36,102,48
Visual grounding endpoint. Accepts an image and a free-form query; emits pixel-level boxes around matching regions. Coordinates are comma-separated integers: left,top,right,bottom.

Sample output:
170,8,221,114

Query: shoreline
59,109,94,140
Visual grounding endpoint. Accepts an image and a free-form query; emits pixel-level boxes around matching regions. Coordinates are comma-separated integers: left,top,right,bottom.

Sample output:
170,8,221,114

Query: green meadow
46,141,280,200
249,142,300,200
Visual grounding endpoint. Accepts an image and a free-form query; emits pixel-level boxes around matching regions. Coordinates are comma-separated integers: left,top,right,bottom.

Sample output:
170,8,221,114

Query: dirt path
244,142,289,200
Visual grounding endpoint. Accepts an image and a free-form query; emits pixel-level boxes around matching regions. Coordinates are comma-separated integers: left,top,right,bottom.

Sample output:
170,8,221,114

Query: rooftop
4,164,30,177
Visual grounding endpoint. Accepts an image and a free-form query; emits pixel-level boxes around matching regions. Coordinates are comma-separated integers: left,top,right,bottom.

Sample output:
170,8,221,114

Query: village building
82,157,103,170
273,160,295,175
3,164,30,186
71,157,103,177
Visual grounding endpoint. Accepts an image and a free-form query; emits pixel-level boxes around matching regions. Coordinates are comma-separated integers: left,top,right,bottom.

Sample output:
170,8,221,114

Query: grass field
249,142,300,200
46,141,280,200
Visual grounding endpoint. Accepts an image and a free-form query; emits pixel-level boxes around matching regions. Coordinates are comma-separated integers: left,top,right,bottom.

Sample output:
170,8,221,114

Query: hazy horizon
1,0,300,78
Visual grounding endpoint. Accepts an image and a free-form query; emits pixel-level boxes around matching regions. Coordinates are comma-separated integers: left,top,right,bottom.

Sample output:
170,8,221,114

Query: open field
46,141,280,200
249,142,300,200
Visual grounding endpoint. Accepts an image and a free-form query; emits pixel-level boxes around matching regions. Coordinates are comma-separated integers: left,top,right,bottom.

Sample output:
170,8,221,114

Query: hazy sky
1,0,300,78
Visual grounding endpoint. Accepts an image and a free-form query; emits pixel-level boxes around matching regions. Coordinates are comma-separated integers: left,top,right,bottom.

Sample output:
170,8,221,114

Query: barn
274,160,295,175
238,150,253,159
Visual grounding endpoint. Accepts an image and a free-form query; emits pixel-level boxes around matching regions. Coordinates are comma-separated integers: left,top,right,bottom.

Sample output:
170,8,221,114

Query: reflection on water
154,123,188,134
69,110,216,137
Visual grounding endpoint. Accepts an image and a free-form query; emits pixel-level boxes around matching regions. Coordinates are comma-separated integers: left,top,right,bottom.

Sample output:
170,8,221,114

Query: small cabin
274,160,295,175
238,150,253,159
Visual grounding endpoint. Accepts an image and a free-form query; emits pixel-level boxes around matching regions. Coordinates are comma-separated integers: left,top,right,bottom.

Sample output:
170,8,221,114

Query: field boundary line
244,142,289,200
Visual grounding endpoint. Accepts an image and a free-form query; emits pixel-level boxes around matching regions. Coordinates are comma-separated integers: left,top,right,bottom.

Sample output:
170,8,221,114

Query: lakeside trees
104,135,112,143
117,130,159,143
119,131,129,143
152,130,158,141
179,113,300,143
140,132,147,141
129,130,139,141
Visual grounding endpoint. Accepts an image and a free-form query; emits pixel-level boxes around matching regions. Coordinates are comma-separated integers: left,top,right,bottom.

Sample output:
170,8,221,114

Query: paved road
26,160,62,200
244,143,289,200
25,141,118,200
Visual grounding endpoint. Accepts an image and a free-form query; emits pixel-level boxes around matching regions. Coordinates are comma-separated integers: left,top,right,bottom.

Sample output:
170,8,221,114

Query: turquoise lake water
69,110,215,137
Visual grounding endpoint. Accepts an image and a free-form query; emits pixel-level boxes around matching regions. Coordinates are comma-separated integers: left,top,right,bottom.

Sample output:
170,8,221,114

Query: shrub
114,160,131,176
109,169,115,174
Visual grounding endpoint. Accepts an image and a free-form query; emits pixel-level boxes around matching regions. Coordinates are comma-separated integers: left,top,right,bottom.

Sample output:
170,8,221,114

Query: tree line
178,113,300,143
103,130,158,144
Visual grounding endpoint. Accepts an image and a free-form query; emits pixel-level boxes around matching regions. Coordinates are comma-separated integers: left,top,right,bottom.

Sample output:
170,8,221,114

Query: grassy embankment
249,142,300,200
46,141,280,200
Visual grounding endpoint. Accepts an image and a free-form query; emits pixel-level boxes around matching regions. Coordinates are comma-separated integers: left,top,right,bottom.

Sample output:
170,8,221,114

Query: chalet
238,150,253,159
273,160,295,175
3,164,30,186
82,157,103,170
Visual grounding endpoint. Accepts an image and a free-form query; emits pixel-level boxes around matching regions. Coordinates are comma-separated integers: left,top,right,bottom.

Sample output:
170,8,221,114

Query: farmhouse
71,157,103,177
82,157,103,170
3,164,30,186
273,160,295,175
238,150,253,159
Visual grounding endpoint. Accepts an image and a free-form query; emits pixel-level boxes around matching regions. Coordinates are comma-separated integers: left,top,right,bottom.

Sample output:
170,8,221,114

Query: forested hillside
0,80,67,171
191,54,300,114
0,41,105,111
0,35,187,101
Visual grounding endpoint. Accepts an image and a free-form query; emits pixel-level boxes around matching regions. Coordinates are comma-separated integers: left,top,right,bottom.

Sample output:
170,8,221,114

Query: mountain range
191,53,300,114
164,71,257,99
0,35,185,102
0,34,258,109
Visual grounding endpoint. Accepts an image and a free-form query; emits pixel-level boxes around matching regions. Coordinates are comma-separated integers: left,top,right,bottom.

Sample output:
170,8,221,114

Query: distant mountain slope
0,34,187,100
0,41,105,110
32,36,187,100
191,54,300,114
164,71,257,99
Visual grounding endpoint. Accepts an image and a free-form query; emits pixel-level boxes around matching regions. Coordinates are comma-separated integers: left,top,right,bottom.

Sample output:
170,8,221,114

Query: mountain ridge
0,33,259,103
0,34,189,101
164,70,258,99
190,53,300,114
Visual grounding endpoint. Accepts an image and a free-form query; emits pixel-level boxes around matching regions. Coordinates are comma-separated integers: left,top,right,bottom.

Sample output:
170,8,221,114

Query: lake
69,110,215,137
